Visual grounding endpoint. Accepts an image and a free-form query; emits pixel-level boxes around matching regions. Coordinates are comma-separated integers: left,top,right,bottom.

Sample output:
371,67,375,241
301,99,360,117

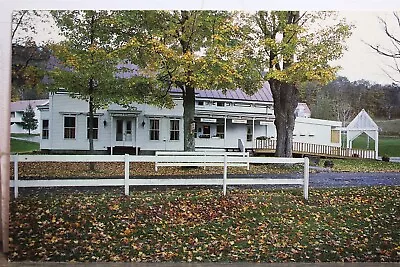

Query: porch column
135,118,139,155
346,132,350,149
224,117,227,148
110,117,113,155
374,131,379,160
252,118,255,148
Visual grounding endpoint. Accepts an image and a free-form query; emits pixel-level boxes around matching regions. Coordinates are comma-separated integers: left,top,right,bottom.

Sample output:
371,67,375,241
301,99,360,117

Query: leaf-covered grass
9,187,399,262
10,139,39,153
320,158,400,172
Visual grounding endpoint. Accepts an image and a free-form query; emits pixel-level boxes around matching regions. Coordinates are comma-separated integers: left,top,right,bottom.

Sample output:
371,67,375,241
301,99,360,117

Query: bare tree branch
12,10,28,41
367,12,400,84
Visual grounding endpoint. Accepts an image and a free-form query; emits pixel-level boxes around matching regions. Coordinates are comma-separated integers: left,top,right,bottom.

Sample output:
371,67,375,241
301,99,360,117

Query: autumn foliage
9,187,399,262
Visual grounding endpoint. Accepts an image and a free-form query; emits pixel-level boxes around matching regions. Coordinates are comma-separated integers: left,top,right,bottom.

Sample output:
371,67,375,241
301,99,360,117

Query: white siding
39,109,50,149
40,91,343,153
294,117,342,147
45,93,110,151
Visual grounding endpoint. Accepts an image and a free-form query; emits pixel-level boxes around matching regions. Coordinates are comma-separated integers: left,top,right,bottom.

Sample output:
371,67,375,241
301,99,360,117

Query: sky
8,1,400,85
333,11,399,85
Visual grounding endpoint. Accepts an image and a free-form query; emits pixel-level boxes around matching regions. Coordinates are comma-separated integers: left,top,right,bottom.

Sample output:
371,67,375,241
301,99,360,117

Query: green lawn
9,187,399,262
10,138,39,153
11,133,39,138
343,134,400,157
320,158,400,172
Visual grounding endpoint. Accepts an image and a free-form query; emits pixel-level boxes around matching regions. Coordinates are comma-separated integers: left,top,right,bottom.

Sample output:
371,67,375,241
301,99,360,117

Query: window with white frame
42,119,49,139
150,119,160,140
202,125,210,138
87,117,99,139
216,124,224,138
170,119,180,140
64,116,76,139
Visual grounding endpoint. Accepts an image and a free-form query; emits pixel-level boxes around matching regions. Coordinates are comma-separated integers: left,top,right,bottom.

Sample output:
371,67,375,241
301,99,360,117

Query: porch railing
255,139,376,159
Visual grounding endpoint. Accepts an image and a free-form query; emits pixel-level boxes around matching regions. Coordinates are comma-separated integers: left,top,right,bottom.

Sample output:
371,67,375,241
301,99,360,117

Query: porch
255,139,377,159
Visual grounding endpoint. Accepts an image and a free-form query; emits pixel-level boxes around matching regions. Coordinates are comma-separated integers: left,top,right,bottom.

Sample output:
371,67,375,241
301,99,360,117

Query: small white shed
345,109,379,159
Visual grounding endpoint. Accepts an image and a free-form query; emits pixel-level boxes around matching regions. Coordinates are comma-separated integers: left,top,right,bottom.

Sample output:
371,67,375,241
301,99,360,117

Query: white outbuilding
345,109,379,159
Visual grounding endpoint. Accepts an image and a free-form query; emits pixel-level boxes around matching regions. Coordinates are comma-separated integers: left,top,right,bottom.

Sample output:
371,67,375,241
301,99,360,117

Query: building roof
346,109,379,131
195,82,273,102
10,99,49,112
47,58,273,103
295,103,311,118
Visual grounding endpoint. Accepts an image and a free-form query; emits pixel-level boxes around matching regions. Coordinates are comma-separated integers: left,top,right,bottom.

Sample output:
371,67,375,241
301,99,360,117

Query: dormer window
217,102,224,107
198,101,204,106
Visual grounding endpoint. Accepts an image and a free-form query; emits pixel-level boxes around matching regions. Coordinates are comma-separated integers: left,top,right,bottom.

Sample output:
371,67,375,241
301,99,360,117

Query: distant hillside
376,119,400,136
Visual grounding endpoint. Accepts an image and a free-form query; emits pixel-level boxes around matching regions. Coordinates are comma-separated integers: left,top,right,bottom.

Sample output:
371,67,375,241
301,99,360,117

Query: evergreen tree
21,103,38,135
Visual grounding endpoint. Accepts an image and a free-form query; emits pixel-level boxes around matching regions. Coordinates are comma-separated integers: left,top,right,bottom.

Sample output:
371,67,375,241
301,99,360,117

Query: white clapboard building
38,83,342,154
10,99,49,134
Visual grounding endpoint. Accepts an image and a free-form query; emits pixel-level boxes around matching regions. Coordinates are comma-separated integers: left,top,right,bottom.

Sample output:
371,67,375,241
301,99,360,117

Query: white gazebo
345,109,379,159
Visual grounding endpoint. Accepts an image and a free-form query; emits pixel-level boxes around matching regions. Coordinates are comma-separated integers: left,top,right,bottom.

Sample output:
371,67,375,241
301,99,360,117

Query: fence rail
11,154,309,199
255,139,376,159
155,151,250,171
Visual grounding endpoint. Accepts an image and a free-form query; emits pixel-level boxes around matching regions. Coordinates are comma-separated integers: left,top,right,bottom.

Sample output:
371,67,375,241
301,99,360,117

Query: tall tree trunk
178,11,196,152
87,13,96,171
88,81,95,171
270,79,298,157
88,96,95,154
183,85,196,151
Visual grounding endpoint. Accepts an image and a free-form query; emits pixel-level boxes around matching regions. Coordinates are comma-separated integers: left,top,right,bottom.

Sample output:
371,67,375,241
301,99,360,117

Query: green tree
247,11,352,156
48,11,147,161
12,43,50,101
117,10,263,151
21,104,38,135
11,11,52,101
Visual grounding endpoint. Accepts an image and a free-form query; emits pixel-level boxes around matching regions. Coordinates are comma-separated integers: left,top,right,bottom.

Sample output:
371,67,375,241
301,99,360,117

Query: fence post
246,152,250,170
303,157,309,200
223,154,227,196
154,152,158,172
203,150,207,170
14,154,18,198
124,154,130,196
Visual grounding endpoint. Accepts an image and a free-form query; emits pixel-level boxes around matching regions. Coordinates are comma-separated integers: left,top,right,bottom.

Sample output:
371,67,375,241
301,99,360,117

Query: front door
115,119,135,146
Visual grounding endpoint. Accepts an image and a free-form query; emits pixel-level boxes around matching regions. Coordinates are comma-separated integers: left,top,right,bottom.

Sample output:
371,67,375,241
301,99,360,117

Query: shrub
382,155,390,162
324,160,334,168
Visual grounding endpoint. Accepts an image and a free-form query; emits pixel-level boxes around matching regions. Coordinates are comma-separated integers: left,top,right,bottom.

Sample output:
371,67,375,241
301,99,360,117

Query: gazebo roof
346,109,379,131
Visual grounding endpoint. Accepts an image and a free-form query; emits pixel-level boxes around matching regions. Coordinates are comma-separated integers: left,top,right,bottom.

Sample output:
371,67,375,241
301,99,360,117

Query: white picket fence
10,154,310,199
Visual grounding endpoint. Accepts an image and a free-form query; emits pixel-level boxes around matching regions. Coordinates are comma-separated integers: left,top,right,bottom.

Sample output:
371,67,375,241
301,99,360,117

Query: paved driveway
309,171,400,187
221,171,400,189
